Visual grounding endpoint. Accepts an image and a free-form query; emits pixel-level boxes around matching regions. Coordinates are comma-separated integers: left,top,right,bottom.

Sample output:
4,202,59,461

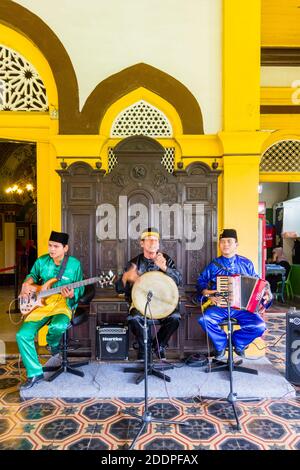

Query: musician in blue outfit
196,229,272,359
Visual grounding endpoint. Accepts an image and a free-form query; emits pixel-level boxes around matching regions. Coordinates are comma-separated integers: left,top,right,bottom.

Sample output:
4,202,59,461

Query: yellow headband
141,230,160,240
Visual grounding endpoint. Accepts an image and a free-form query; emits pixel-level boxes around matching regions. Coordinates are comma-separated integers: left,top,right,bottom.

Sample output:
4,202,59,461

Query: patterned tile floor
0,313,300,450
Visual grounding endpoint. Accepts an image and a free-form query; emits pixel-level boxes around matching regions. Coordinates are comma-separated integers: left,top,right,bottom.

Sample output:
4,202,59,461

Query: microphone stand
122,290,189,450
202,292,260,431
224,292,241,431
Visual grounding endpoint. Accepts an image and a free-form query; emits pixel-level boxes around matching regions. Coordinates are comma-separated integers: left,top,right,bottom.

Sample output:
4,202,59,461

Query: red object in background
265,224,275,249
259,214,266,279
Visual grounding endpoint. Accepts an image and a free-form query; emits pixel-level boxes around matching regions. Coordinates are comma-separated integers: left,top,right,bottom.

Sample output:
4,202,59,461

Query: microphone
147,290,153,302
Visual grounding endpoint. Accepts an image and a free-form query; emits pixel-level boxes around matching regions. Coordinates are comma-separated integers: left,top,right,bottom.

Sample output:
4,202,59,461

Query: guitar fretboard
38,277,101,299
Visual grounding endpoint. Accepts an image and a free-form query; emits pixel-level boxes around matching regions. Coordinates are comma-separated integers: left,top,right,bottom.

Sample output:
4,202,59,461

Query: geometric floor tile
143,437,186,450
0,312,299,450
178,418,218,440
219,437,262,450
19,402,57,421
0,437,34,450
109,418,147,440
246,418,288,440
81,402,118,421
148,402,180,419
67,437,109,450
268,402,300,420
38,418,80,440
0,418,11,436
207,402,243,420
0,378,19,389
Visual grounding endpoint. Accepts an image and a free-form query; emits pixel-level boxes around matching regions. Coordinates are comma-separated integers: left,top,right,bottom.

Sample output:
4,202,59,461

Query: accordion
216,275,267,313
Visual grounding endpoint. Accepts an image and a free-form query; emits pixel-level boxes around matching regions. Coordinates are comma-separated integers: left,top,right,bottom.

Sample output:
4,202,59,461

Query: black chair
205,318,258,375
43,284,95,381
124,318,174,385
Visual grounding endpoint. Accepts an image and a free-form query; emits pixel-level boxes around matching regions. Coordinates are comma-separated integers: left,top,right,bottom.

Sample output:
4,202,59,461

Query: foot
234,347,246,358
137,350,152,362
20,374,44,390
215,348,226,360
137,350,145,361
153,345,166,360
46,345,60,356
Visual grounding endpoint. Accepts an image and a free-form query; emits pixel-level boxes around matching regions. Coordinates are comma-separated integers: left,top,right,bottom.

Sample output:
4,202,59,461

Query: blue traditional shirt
196,254,258,301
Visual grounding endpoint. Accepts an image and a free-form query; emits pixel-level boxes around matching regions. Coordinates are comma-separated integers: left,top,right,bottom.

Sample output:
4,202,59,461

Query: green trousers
16,314,70,378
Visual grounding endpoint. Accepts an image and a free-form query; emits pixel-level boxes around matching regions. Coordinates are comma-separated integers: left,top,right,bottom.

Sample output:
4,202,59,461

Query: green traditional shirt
25,254,84,311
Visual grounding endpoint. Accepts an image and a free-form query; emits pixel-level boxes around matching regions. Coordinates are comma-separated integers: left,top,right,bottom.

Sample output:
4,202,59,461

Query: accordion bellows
216,275,267,313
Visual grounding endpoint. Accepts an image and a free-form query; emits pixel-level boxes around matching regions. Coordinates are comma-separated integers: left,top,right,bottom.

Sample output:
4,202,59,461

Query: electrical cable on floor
252,332,286,350
8,298,23,326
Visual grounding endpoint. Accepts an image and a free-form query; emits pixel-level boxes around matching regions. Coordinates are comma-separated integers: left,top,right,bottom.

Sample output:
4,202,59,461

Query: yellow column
222,153,265,357
223,0,261,131
36,142,61,256
36,142,61,346
223,154,260,268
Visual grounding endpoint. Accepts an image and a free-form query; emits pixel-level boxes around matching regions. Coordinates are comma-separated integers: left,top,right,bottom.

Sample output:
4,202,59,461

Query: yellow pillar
36,142,61,256
223,0,261,131
221,0,262,268
223,154,260,269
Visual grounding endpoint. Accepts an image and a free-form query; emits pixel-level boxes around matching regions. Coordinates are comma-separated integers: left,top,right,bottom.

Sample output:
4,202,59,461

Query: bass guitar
19,271,115,316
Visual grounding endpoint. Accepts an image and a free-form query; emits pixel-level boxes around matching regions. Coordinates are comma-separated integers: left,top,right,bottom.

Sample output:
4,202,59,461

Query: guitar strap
56,255,69,281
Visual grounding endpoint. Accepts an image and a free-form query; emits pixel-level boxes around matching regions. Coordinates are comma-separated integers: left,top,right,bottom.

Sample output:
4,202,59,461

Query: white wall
259,182,289,209
15,0,222,134
261,66,300,87
288,183,300,199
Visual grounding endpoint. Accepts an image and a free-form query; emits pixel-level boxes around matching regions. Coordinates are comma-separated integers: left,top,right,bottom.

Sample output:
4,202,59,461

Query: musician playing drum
196,229,272,360
16,231,84,390
115,227,182,360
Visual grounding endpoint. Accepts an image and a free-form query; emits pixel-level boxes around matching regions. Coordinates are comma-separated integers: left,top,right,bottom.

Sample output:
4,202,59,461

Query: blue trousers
198,306,266,352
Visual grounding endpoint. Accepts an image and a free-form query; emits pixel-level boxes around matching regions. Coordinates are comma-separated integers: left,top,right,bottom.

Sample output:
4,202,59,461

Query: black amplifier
96,324,129,361
286,309,300,385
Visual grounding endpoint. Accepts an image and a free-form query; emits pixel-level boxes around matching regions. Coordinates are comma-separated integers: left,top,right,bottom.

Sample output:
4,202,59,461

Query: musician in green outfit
16,231,84,390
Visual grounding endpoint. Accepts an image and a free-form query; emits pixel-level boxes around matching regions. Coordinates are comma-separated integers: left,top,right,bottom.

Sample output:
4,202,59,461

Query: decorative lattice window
108,147,175,174
108,147,118,173
161,147,175,173
111,100,173,137
0,45,48,111
260,140,300,172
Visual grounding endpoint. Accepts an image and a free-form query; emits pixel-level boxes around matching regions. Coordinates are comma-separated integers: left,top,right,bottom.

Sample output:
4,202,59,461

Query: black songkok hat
219,229,238,241
49,231,69,245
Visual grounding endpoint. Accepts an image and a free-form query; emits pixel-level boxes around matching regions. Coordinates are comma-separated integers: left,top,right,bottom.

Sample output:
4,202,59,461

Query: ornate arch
0,0,79,134
0,2,204,136
82,63,204,135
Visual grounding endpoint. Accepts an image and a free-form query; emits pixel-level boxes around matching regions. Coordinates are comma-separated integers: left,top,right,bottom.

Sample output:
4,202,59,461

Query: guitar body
19,278,58,316
18,272,115,317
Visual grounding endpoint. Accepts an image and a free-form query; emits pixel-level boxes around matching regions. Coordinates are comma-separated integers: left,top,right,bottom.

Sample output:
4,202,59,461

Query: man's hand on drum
122,263,140,285
154,252,167,272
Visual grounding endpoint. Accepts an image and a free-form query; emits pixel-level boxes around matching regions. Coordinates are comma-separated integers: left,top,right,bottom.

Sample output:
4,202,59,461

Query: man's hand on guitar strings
61,286,74,299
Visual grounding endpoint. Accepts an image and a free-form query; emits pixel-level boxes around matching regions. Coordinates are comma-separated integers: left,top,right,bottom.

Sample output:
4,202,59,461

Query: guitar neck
38,277,100,299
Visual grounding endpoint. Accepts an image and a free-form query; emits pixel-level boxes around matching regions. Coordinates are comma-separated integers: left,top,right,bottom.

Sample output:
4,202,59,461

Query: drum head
132,271,179,319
